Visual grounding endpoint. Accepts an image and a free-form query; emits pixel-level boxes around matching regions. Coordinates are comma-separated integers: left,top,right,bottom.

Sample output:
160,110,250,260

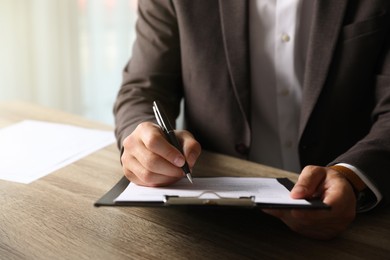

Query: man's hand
121,122,201,187
262,165,357,240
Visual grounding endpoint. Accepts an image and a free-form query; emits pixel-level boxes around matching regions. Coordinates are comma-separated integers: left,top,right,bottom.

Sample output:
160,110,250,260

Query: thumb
291,165,327,199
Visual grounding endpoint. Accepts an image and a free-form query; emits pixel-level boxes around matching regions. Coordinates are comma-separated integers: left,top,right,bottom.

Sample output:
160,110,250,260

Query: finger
291,165,327,199
123,123,184,177
176,130,202,168
123,155,182,187
139,123,186,168
121,130,183,184
132,143,184,178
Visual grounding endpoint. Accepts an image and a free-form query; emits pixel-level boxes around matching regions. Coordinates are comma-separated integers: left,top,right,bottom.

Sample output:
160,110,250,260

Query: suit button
235,143,248,155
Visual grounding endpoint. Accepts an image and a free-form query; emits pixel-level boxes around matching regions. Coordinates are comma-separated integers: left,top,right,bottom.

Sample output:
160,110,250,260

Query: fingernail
174,156,185,167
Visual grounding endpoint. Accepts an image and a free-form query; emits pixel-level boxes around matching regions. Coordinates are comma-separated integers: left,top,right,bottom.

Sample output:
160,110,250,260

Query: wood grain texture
0,101,389,260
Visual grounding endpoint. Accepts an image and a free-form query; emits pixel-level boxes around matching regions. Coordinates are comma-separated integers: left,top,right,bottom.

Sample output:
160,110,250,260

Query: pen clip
153,101,173,133
153,106,165,132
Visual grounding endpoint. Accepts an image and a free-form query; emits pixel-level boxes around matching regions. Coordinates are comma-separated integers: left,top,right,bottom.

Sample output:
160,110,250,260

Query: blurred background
0,0,138,125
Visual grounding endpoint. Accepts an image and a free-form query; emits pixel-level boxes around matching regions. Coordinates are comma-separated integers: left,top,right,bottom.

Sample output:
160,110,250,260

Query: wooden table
1,101,389,259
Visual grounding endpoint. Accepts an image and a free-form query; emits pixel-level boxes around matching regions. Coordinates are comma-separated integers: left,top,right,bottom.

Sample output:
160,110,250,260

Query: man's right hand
121,122,201,187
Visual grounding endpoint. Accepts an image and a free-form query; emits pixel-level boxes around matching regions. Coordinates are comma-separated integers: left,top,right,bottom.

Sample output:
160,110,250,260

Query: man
114,0,390,239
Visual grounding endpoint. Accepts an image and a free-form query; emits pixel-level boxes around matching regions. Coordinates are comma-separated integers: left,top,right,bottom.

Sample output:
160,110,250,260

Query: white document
0,120,115,183
115,177,310,205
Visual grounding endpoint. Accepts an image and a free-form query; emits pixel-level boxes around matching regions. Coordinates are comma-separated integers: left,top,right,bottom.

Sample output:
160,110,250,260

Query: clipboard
94,176,330,209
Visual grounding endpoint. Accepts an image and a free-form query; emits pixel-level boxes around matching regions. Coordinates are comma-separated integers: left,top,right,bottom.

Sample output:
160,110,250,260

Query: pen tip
187,174,193,184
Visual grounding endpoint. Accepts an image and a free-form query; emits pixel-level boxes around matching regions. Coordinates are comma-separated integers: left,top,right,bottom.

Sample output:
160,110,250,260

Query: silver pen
153,101,193,184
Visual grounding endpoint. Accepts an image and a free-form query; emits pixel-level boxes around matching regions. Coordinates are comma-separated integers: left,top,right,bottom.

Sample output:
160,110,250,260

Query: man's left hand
262,165,356,240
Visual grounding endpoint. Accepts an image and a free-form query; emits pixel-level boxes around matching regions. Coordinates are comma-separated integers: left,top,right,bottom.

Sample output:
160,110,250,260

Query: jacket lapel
219,0,250,121
299,0,349,136
219,0,350,141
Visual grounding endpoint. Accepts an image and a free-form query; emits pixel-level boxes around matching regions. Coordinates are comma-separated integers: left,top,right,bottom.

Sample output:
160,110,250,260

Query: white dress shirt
248,0,381,209
249,0,311,172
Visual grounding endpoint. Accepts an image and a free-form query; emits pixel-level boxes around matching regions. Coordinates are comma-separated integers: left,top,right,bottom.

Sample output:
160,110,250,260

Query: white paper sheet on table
0,120,115,183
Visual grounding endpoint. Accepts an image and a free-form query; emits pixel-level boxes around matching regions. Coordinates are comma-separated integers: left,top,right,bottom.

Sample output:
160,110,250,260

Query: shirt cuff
336,163,383,212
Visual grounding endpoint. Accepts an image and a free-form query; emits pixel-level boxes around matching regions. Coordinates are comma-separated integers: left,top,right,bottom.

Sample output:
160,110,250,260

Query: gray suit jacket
114,0,390,203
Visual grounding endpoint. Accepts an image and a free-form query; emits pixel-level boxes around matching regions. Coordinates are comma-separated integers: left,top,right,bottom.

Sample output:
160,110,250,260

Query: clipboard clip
164,191,256,207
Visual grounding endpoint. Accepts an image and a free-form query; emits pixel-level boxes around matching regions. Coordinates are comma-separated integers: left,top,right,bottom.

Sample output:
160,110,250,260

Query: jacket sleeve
331,23,390,206
113,0,183,150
